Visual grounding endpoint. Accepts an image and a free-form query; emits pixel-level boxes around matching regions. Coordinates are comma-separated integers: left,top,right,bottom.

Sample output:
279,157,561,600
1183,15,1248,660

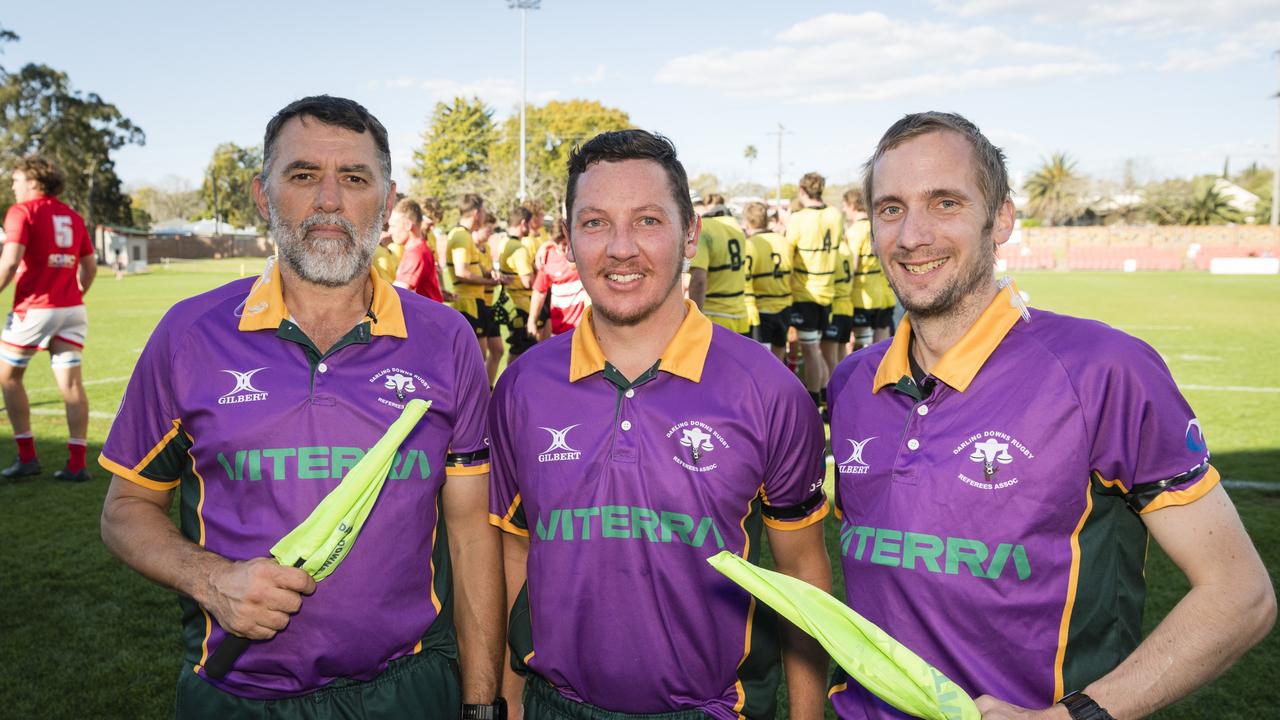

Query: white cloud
933,0,1277,34
655,12,1115,104
573,64,607,84
384,77,558,110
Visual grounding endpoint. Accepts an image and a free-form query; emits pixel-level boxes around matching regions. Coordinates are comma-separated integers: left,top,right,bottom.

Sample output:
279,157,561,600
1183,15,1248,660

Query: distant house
1213,178,1261,220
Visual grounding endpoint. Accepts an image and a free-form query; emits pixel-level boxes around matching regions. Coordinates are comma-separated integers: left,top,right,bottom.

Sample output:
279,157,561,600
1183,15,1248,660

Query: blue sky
4,0,1277,194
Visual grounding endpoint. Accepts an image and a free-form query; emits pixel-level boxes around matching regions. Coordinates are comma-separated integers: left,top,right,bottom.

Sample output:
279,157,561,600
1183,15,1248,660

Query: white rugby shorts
2,305,89,351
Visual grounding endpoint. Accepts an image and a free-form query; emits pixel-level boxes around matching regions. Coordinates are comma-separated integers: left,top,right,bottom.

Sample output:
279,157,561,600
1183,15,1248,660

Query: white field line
1179,384,1280,394
1223,480,1280,492
27,407,116,420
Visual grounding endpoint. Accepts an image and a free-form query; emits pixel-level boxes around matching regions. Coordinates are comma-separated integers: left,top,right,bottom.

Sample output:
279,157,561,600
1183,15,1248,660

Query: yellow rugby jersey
495,235,535,312
690,215,749,333
372,243,398,284
849,219,896,310
446,226,487,304
746,231,792,316
787,206,844,306
832,238,855,317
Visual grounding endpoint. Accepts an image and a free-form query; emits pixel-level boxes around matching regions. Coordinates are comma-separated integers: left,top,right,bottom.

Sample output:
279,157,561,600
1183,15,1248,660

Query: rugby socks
67,438,87,473
15,432,36,463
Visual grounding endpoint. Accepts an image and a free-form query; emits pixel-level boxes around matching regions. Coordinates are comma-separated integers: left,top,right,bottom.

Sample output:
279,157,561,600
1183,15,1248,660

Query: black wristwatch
1058,691,1115,720
461,698,507,720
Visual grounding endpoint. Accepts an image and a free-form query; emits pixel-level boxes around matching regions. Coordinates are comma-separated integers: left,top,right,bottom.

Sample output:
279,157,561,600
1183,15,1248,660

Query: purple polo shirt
488,301,827,718
827,283,1219,718
100,261,490,699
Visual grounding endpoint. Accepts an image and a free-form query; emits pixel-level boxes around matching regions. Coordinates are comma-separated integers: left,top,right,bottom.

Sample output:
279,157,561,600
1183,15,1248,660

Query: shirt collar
569,299,713,383
872,281,1025,393
237,257,407,338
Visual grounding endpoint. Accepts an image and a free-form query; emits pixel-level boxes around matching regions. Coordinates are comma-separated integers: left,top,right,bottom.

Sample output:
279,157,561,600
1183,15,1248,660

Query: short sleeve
1086,337,1218,514
689,234,709,271
394,244,425,288
99,317,187,491
760,375,829,530
486,370,528,536
444,320,491,477
4,205,28,246
533,269,550,294
512,245,534,278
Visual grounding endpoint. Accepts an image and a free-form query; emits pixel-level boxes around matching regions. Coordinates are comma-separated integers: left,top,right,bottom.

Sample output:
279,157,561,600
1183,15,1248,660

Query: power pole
510,1,541,201
767,123,792,210
1272,49,1279,226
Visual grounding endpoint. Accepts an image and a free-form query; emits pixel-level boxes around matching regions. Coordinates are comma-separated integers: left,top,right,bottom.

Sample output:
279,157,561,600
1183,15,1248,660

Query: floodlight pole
510,1,541,201
1272,49,1279,226
767,123,792,209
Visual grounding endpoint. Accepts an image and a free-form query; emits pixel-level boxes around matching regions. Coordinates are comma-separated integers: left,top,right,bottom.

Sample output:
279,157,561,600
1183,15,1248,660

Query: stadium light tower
510,0,541,201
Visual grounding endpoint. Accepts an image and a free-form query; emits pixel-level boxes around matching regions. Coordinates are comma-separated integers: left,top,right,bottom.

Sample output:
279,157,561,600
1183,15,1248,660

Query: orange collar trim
569,300,713,383
872,282,1024,393
237,258,407,338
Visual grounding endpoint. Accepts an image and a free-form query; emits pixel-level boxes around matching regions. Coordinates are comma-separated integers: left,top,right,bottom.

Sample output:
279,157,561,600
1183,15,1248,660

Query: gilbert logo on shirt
537,424,582,463
952,430,1035,490
667,420,730,473
218,368,269,405
837,437,876,475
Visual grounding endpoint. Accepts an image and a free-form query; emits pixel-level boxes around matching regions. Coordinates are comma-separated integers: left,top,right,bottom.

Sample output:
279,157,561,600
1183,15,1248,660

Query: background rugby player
1,155,97,482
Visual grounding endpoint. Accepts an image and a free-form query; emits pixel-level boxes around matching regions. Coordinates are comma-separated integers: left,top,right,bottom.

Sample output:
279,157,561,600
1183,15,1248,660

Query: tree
130,175,203,223
1023,153,1086,226
0,29,145,227
1180,178,1244,225
200,143,263,231
689,172,720,199
489,99,631,212
744,144,758,182
411,96,495,202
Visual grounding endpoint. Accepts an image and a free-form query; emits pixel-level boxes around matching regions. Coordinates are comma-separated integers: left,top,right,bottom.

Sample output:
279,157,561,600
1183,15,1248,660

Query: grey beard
269,203,382,288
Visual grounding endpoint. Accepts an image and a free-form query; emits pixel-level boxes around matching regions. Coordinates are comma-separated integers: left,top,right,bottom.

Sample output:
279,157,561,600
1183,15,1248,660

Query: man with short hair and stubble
1,155,97,482
489,129,831,719
99,95,506,719
741,200,792,362
787,171,843,408
827,111,1274,720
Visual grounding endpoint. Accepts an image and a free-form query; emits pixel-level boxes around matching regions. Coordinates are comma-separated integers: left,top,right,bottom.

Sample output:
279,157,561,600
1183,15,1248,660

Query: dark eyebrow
281,160,321,175
338,164,375,176
924,187,976,203
871,193,904,209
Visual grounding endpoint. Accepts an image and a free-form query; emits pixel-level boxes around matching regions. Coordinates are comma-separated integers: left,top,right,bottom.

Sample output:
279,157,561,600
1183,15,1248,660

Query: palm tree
744,144,758,183
1180,179,1244,225
1024,153,1085,226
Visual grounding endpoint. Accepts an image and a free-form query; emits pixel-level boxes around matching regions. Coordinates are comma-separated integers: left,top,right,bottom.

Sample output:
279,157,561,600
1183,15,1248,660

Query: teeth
607,273,642,282
905,258,947,274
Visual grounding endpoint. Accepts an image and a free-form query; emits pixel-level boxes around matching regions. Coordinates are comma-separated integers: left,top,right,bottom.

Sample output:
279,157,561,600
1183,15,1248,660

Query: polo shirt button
907,438,920,450
317,362,328,373
917,405,928,416
621,420,632,431
625,389,635,398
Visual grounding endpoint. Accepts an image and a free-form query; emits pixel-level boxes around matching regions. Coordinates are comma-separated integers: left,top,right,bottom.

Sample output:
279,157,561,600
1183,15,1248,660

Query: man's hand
975,695,1069,720
204,557,315,640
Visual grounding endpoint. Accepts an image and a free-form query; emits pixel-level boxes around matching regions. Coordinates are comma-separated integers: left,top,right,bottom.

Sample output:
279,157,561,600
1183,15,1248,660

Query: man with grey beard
99,96,507,719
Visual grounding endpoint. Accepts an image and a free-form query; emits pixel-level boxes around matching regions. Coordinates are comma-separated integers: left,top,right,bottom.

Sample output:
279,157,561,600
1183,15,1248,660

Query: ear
991,198,1015,249
252,174,270,222
684,215,701,260
385,180,397,220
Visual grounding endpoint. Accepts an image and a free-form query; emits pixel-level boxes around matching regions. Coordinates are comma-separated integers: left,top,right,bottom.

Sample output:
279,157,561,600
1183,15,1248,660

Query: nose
606,222,640,262
894,206,933,253
314,173,342,214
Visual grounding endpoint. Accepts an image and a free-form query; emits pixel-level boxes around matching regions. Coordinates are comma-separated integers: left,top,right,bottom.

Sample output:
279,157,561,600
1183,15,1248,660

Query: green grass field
1,263,1276,718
